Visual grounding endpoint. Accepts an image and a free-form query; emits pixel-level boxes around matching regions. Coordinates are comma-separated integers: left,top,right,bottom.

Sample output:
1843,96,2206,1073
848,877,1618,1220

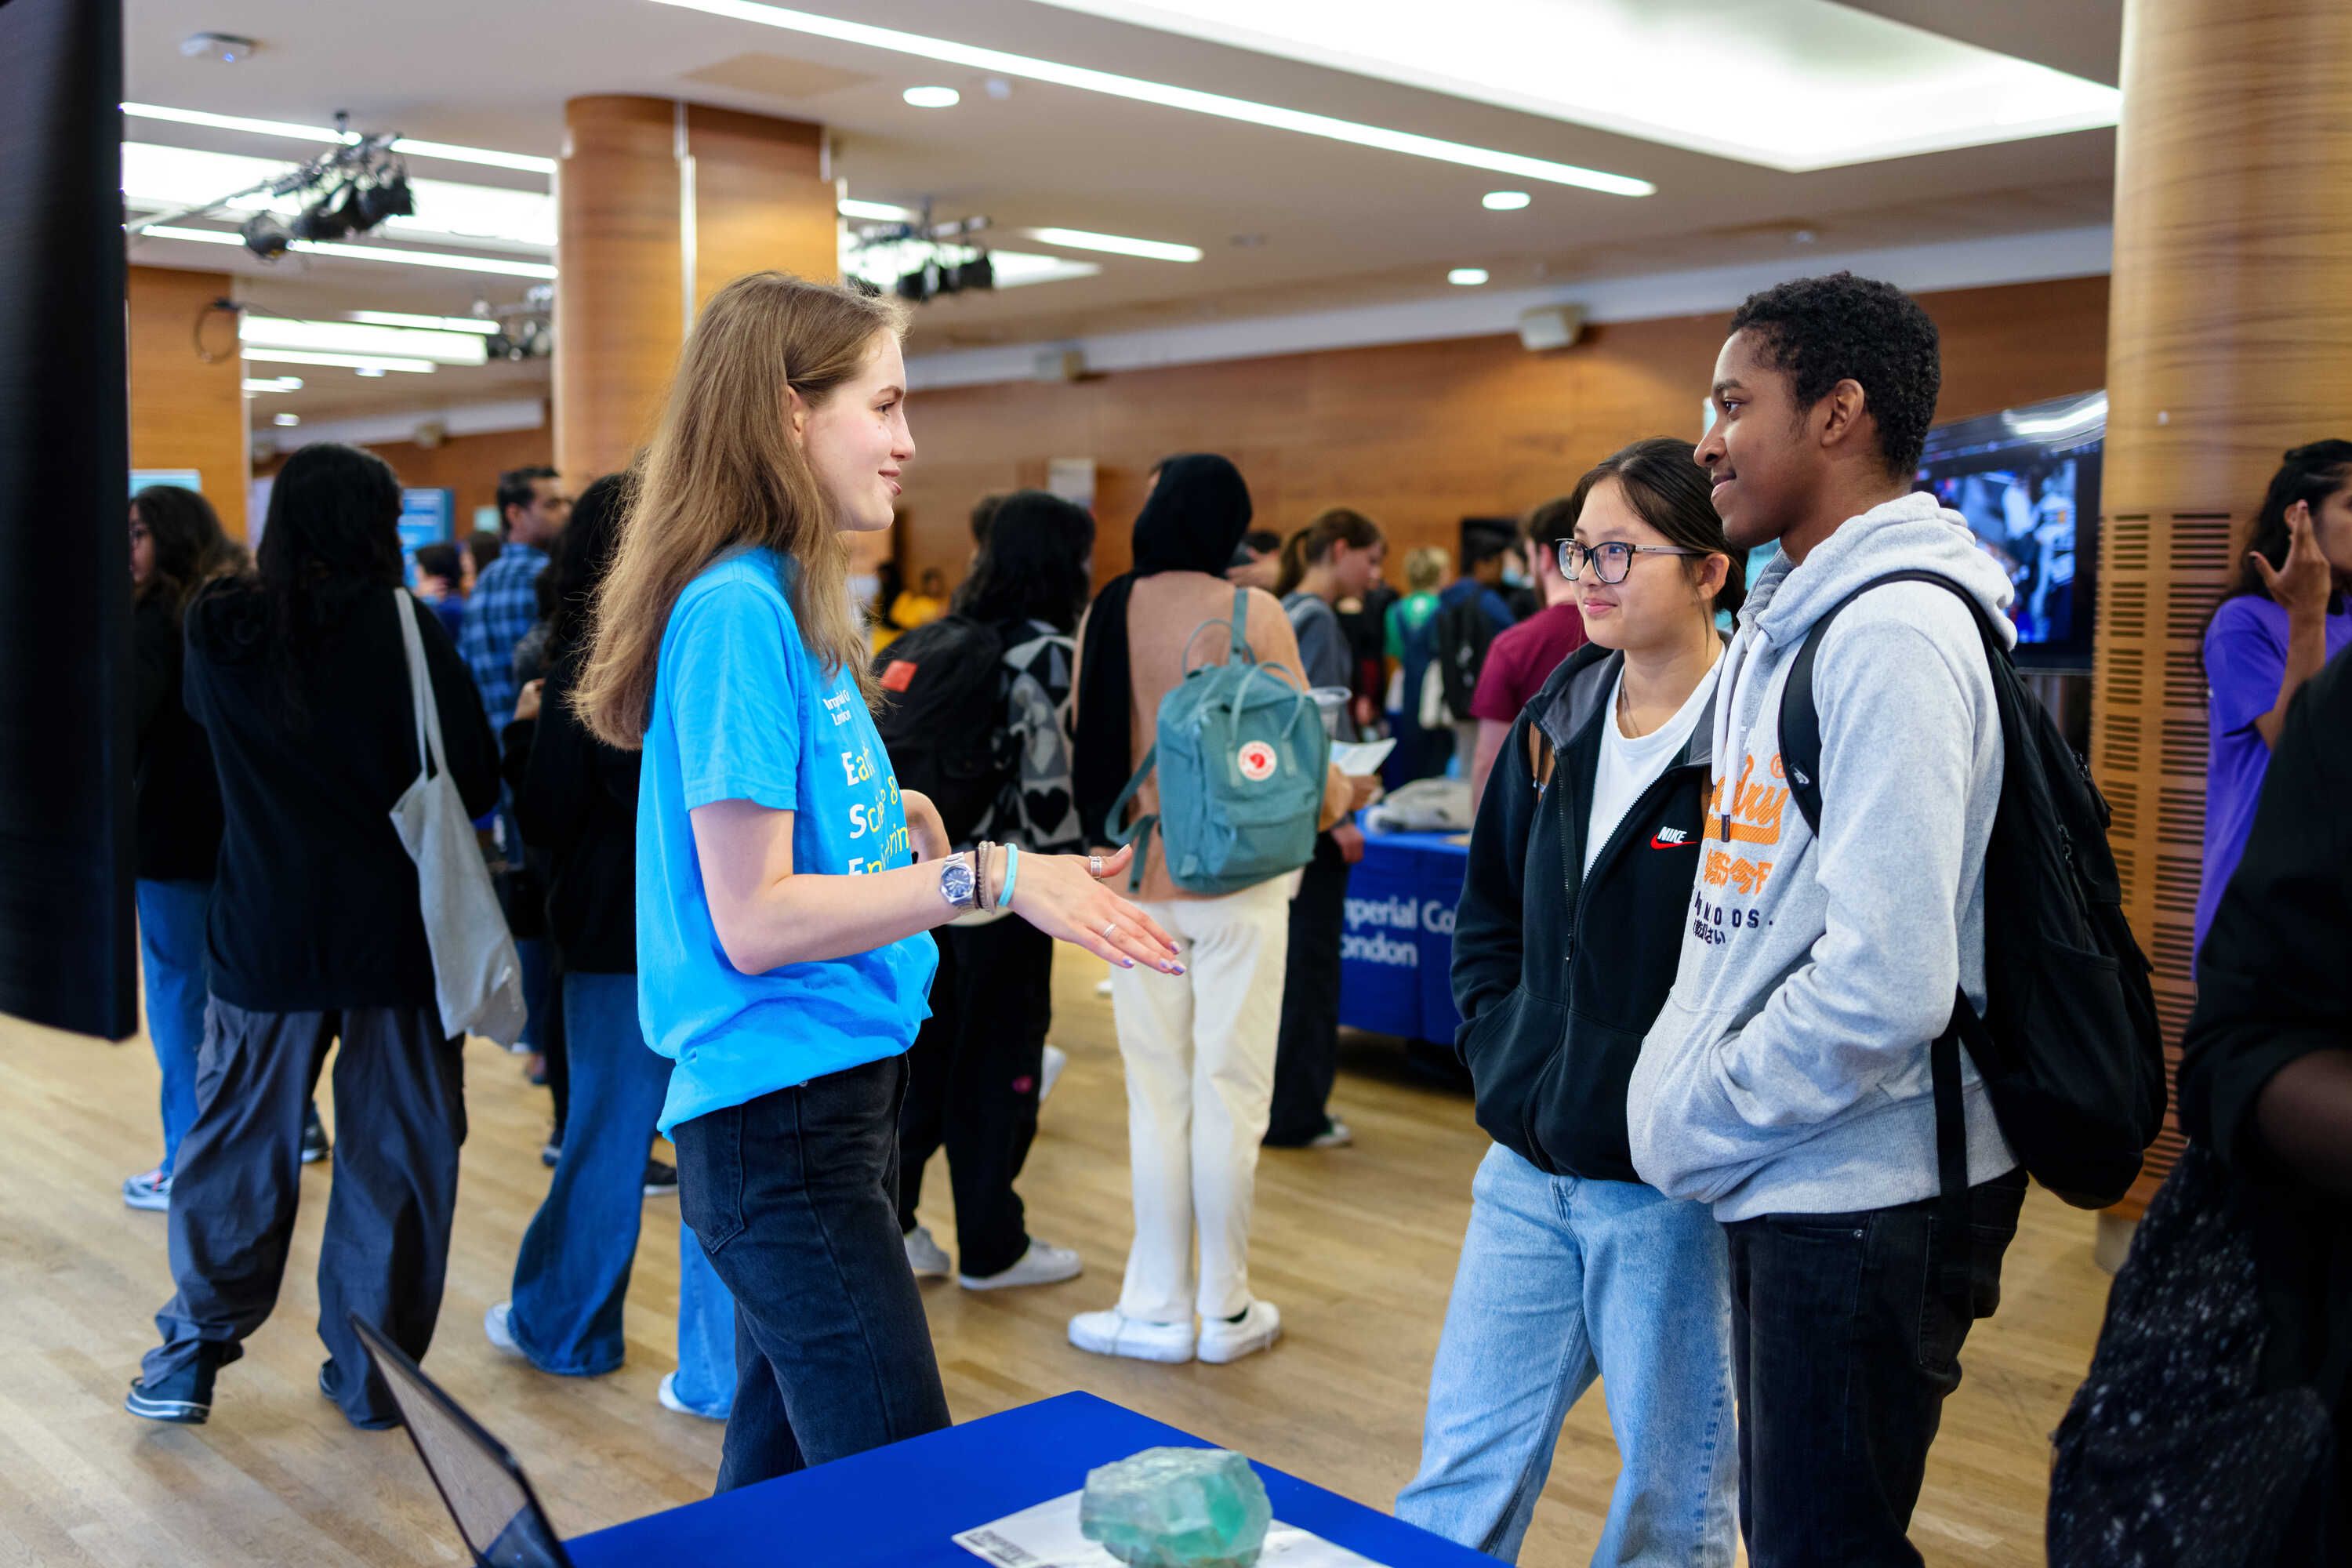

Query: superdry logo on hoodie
1691,753,1788,936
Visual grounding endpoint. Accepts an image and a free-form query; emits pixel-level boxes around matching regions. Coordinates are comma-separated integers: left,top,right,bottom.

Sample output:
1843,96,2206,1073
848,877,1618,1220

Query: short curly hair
1727,272,1940,478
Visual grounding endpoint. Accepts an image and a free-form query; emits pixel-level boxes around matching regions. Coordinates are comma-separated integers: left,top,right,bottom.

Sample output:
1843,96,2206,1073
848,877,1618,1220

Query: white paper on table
953,1489,1385,1568
1330,738,1396,777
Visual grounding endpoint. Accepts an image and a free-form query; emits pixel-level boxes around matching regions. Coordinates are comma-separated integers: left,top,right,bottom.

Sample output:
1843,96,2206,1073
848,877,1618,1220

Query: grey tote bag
390,590,528,1047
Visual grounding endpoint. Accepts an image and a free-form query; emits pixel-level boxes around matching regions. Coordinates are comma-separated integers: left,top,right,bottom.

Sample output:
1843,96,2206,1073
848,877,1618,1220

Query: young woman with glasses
1397,437,1746,1564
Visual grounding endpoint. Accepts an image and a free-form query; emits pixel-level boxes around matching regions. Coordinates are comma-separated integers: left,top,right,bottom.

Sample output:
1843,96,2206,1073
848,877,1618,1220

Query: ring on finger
1102,920,1119,940
1088,854,1104,877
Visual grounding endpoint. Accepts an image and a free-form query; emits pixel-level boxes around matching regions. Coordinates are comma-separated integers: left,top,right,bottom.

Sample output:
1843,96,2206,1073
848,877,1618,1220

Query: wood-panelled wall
894,275,2113,584
254,422,557,533
128,266,247,539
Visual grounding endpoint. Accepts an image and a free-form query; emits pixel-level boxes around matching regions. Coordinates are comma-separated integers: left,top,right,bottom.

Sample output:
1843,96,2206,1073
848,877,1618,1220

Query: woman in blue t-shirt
572,273,1181,1492
2199,440,2352,957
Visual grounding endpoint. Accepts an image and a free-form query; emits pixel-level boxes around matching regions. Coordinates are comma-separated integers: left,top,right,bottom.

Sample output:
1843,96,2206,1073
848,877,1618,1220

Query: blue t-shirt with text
637,548,937,1134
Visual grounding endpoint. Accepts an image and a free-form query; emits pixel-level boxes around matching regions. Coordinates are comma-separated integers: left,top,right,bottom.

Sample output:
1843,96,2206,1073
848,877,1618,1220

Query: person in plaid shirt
460,466,572,720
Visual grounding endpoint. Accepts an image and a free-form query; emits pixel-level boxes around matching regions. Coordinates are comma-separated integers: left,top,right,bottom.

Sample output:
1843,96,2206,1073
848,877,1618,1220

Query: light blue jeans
669,1221,737,1418
134,878,211,1176
1397,1144,1737,1566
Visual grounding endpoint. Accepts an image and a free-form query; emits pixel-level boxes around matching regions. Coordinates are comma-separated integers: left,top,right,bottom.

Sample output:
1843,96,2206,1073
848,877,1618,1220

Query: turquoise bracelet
996,843,1021,909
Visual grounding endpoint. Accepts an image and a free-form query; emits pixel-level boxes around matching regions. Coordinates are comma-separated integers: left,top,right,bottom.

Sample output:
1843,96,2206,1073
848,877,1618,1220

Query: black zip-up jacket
1450,638,1720,1181
503,652,641,975
132,595,223,882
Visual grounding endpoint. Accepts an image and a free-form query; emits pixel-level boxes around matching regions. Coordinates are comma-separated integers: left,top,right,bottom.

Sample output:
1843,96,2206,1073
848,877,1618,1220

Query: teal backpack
1107,589,1330,895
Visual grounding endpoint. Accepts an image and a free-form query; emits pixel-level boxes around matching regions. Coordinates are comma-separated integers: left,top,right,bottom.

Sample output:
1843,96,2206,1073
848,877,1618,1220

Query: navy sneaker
125,1363,213,1425
643,1159,678,1199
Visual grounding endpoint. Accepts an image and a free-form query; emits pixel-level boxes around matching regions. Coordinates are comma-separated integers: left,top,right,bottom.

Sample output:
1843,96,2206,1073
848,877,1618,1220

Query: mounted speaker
1518,304,1584,353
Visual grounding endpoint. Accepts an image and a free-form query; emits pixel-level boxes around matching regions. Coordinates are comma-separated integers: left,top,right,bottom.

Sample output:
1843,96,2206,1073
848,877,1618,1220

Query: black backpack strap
1773,568,2004,1305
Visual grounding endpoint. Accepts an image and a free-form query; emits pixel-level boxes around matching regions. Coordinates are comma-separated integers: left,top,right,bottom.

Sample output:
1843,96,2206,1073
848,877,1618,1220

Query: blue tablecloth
1339,826,1469,1047
566,1391,1496,1567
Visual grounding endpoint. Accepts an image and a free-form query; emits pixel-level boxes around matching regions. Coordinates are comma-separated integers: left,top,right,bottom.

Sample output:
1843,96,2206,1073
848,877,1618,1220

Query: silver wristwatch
938,851,978,911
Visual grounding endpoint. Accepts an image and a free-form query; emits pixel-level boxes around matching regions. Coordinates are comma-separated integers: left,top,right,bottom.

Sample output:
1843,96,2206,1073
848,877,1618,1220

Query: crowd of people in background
107,264,2352,1564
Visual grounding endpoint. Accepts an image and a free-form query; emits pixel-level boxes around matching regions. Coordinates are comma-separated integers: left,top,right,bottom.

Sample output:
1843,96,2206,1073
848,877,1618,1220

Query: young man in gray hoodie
1625,273,2027,1566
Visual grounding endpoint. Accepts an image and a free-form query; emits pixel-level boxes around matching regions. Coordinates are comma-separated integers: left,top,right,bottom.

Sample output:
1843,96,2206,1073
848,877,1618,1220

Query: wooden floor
0,952,2111,1566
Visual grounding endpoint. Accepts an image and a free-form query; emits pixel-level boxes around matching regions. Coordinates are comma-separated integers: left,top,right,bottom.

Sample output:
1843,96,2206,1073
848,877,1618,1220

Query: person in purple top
2199,439,2352,956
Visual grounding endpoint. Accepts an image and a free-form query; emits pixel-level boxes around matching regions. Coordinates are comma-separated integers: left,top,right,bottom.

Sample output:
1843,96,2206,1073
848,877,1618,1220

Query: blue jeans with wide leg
135,878,212,1176
506,971,670,1374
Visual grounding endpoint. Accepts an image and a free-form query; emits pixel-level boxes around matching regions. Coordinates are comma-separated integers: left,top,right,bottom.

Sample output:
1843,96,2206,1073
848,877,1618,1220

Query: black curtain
0,0,136,1039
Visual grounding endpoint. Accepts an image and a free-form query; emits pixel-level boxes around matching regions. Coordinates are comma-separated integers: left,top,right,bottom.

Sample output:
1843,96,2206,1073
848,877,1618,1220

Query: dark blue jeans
1724,1168,2027,1567
507,971,671,1375
673,1054,949,1491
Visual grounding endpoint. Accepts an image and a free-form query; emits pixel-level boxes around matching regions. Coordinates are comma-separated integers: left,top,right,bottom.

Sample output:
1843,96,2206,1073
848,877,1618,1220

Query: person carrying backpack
1625,274,2033,1565
1432,532,1521,763
891,490,1098,1290
1068,455,1370,1366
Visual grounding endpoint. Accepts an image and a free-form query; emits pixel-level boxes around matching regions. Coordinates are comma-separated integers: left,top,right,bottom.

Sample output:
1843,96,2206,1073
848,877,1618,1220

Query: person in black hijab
1073,454,1255,846
1065,453,1364,1367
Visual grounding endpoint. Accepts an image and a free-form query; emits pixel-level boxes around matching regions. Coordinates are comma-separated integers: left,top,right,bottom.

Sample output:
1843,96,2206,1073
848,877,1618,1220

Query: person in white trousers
1066,455,1370,1366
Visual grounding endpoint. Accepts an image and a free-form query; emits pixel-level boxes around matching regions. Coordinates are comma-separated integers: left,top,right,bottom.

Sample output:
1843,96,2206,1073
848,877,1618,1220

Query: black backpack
1779,570,2165,1294
1434,593,1503,724
872,615,1013,847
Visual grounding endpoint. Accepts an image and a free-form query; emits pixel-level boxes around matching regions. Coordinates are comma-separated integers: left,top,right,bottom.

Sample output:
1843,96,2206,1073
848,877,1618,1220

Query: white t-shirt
1585,661,1722,873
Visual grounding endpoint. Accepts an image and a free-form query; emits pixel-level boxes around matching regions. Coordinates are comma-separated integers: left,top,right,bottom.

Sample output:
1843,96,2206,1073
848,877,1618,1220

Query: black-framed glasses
1558,539,1704,584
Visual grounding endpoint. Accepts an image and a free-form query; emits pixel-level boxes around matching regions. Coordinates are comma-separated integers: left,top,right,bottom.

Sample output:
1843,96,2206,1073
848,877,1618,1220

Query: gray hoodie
1626,491,2021,1221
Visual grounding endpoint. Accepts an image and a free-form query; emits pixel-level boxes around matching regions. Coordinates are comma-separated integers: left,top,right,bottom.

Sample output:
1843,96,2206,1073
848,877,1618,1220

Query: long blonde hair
575,271,908,749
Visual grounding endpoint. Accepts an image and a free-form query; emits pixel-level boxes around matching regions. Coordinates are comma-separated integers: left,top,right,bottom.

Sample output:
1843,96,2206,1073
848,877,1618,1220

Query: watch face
941,860,975,906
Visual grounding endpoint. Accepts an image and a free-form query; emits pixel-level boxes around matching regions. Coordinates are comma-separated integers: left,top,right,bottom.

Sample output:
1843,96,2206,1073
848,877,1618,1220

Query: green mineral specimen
1078,1446,1274,1568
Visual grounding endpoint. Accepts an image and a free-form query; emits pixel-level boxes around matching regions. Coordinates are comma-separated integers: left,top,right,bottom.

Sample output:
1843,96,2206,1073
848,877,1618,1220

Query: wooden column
126,265,248,539
553,96,837,483
2092,0,2352,1225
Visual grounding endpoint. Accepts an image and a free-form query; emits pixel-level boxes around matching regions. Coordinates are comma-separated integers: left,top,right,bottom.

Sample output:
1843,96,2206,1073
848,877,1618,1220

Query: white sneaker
1309,1116,1354,1149
122,1167,172,1211
904,1225,951,1279
658,1372,727,1421
960,1239,1083,1291
484,1301,521,1356
1068,1308,1194,1364
1094,976,1114,998
1039,1044,1069,1105
1196,1299,1282,1364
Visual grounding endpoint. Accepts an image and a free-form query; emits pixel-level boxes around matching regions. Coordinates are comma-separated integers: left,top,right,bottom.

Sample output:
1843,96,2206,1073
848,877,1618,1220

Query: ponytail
1274,506,1385,597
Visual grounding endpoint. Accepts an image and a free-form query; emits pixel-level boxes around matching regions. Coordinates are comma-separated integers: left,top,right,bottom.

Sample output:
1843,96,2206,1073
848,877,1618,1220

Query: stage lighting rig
126,112,420,261
845,205,997,306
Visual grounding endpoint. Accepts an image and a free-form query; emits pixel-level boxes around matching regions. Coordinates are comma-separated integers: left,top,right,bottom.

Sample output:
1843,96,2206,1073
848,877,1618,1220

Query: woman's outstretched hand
1012,844,1183,974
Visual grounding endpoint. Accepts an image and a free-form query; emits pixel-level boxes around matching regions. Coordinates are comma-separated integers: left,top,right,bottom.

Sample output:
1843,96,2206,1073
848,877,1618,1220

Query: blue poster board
1338,826,1468,1044
130,469,203,496
398,488,456,579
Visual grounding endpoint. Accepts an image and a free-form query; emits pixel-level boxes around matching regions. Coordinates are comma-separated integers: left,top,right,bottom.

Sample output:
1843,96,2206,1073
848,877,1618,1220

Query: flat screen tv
1915,390,2104,670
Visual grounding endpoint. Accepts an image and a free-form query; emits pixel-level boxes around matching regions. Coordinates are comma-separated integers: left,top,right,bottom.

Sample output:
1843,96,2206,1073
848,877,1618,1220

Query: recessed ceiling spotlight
1448,267,1490,286
903,85,961,108
273,412,301,426
1790,228,1818,245
984,77,1014,99
1483,191,1530,211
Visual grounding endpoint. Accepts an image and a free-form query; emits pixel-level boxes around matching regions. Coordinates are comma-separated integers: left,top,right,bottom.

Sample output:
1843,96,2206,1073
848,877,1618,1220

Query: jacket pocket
1464,989,1566,1172
1529,1007,1646,1182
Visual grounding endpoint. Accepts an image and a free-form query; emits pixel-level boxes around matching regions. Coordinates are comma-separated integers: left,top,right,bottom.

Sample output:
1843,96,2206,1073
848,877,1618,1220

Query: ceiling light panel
348,310,502,335
1029,0,2119,172
840,198,917,221
648,0,1653,196
122,103,557,174
240,348,437,373
137,224,559,279
124,143,554,250
240,316,489,365
1027,227,1201,262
